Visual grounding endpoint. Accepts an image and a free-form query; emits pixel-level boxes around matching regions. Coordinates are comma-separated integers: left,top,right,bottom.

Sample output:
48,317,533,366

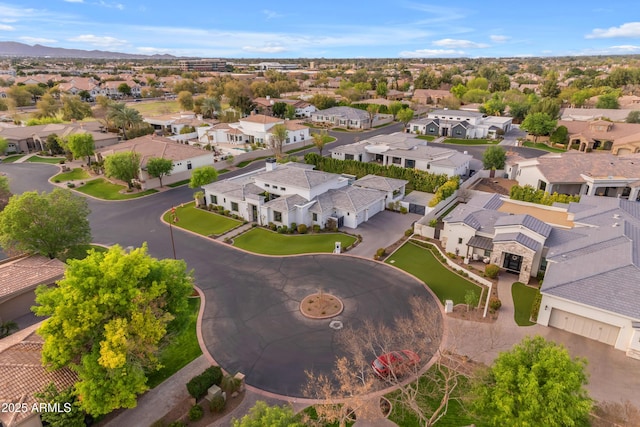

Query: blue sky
1,0,639,58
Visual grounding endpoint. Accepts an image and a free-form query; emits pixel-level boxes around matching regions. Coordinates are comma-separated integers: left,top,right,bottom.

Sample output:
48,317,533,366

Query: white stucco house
199,114,310,148
507,151,640,201
96,135,214,189
202,160,406,229
311,106,372,129
438,191,640,359
408,109,512,139
331,132,472,177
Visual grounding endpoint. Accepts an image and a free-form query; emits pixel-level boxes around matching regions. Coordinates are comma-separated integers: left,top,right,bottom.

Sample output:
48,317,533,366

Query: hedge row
509,184,580,206
186,366,223,399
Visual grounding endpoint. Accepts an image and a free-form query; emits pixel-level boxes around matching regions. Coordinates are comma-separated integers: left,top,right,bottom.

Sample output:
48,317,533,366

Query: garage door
548,309,620,346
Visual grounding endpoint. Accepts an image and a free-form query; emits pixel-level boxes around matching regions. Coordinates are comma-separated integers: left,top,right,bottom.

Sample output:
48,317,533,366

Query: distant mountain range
0,41,177,59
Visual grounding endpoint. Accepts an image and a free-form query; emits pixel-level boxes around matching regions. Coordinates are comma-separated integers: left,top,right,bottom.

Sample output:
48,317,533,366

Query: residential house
0,123,119,154
330,132,472,177
506,151,640,201
437,191,640,358
556,119,640,153
412,89,451,105
202,160,404,229
253,97,317,118
560,107,633,123
200,114,310,148
99,80,141,99
311,106,372,129
0,255,66,324
96,135,214,189
0,329,78,427
408,109,513,139
56,77,100,99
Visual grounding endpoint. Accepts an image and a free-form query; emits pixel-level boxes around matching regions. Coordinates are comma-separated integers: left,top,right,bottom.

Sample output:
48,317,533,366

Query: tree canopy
520,112,557,141
107,103,144,140
627,110,640,124
472,336,592,427
232,401,303,427
104,151,141,189
482,145,506,170
0,188,91,259
65,133,95,165
189,165,219,189
146,157,174,187
33,244,193,416
270,123,288,160
396,107,414,126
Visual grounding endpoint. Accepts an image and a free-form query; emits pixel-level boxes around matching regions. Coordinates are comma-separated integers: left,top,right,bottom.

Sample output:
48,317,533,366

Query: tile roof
353,174,407,192
429,109,484,118
0,256,66,302
0,331,77,427
313,106,369,121
240,114,282,125
467,235,494,251
263,194,308,211
254,165,338,189
493,232,541,251
494,214,553,237
328,186,385,212
98,135,212,164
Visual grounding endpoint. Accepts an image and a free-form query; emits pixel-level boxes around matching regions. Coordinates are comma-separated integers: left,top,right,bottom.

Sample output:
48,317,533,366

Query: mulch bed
154,390,246,426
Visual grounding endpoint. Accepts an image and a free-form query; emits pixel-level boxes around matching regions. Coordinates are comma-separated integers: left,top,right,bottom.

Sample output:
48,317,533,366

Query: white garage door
549,309,620,346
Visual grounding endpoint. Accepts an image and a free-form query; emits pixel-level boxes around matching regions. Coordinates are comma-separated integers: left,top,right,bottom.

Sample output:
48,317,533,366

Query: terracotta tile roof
0,331,77,427
529,151,640,183
0,256,66,303
284,121,307,131
240,114,282,125
98,135,213,164
560,119,640,143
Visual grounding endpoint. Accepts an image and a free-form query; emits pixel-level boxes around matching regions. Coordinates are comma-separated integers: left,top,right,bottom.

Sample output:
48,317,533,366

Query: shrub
428,218,438,227
447,252,456,259
400,206,408,214
223,210,230,216
312,224,321,233
489,297,502,313
58,159,65,164
216,205,224,213
404,228,413,237
168,422,186,427
530,290,543,321
277,226,287,234
209,395,226,413
54,179,60,183
189,404,204,421
485,264,500,279
66,182,75,188
375,248,386,258
297,223,308,234
186,366,223,399
290,222,297,232
220,374,241,394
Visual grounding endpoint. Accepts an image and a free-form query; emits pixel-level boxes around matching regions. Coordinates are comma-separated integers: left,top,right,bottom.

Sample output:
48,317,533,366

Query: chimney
265,157,277,171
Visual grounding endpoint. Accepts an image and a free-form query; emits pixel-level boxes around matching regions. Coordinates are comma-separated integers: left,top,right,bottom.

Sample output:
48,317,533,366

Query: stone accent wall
491,242,535,283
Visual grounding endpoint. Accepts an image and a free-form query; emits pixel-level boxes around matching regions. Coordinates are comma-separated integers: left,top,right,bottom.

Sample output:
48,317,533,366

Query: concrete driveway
345,210,422,257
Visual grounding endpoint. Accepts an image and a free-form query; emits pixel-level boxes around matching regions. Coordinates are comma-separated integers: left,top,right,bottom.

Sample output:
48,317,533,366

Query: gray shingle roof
353,174,407,192
493,232,541,251
329,186,385,212
314,106,369,121
263,194,309,211
494,214,553,237
254,165,338,189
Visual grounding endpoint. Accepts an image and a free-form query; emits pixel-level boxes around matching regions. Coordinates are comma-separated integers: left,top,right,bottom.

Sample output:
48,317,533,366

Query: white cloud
433,38,489,49
262,9,282,20
399,48,465,58
242,44,288,54
586,22,640,38
64,0,85,3
0,24,15,31
490,35,510,43
95,1,124,10
67,34,127,47
20,36,58,44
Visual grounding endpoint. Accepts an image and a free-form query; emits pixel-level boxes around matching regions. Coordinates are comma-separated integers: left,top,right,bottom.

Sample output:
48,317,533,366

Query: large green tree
396,107,414,127
0,136,8,155
520,112,557,142
145,157,174,187
36,93,61,118
311,130,331,157
33,244,193,416
0,188,91,259
0,173,11,211
388,101,403,119
177,90,194,111
35,383,85,427
65,133,95,165
596,92,619,109
232,401,303,427
107,103,144,140
117,82,132,97
482,145,506,170
627,110,640,124
104,151,141,189
61,95,93,121
472,336,592,427
270,123,288,160
188,165,219,189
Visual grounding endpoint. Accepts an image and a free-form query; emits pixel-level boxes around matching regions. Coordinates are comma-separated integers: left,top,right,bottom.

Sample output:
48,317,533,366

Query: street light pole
169,206,178,259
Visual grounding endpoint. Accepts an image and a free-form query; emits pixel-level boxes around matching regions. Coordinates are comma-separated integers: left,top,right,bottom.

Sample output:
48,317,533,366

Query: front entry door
503,253,522,273
250,205,258,222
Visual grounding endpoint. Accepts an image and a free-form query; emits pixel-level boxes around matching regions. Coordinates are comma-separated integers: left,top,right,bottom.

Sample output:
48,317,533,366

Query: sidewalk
104,355,211,427
12,153,36,163
214,222,254,242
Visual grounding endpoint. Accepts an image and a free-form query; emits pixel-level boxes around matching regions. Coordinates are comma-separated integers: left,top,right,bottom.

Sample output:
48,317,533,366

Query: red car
371,350,420,377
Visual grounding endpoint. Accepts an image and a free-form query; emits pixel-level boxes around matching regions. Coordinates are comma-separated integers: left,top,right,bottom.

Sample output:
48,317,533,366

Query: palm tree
312,131,329,157
107,103,144,140
201,97,221,119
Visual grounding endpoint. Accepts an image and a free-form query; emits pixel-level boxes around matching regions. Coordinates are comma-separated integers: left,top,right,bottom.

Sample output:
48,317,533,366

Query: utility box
334,242,342,254
445,300,454,313
207,385,222,402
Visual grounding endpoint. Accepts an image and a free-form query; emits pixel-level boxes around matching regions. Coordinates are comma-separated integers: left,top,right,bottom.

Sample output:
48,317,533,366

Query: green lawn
129,100,181,116
233,227,357,255
511,282,538,326
167,179,191,188
522,141,567,153
417,135,436,141
444,138,498,145
26,155,64,164
2,154,24,163
76,178,157,200
387,366,477,427
162,202,241,236
386,242,482,304
147,297,202,388
52,168,90,182
60,244,108,263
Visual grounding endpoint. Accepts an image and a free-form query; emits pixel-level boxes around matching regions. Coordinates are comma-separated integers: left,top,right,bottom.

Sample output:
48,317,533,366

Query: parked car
371,350,420,377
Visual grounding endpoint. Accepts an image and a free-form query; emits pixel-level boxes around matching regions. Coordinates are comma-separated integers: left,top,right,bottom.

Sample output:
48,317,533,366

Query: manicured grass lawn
26,155,64,164
2,154,24,163
167,178,191,188
233,227,357,255
129,100,180,116
386,242,482,304
444,138,498,145
52,168,90,182
511,282,538,326
162,202,241,236
60,244,108,263
417,135,436,141
147,297,202,388
76,178,157,200
522,141,566,153
387,366,476,427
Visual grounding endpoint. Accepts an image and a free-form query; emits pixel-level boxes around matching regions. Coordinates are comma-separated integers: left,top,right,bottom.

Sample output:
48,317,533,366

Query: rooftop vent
612,222,620,227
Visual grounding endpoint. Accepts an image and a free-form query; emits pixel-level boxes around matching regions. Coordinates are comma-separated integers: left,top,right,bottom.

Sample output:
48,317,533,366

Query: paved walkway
11,153,36,163
214,222,254,242
104,355,211,427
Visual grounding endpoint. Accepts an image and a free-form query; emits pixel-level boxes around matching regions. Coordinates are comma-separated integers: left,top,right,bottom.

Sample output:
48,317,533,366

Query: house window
280,187,286,191
210,195,218,204
313,213,318,221
455,130,462,135
231,202,239,212
187,160,192,170
538,180,547,191
484,250,491,257
428,127,436,133
274,211,282,222
405,159,415,169
458,238,463,244
265,184,270,188
392,157,401,165
427,164,431,169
